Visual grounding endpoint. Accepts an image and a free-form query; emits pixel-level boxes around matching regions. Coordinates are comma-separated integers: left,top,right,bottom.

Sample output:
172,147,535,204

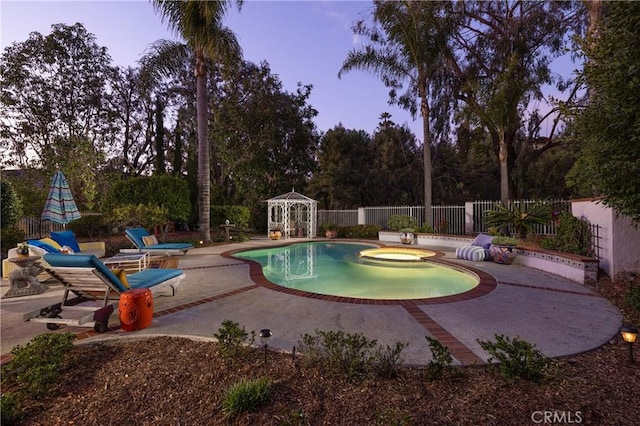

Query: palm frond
138,40,190,88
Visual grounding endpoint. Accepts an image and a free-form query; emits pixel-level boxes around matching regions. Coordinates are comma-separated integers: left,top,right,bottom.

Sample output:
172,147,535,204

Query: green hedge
210,205,251,229
337,224,381,239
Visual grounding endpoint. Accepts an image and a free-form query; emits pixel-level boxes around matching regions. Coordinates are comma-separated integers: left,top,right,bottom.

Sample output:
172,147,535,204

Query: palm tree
146,0,242,242
339,1,454,227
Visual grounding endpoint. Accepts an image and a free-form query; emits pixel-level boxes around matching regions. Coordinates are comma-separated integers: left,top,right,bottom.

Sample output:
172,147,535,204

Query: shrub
339,224,381,239
387,215,417,231
108,204,169,233
478,334,550,383
417,224,435,233
1,333,76,401
625,283,640,312
298,329,406,380
371,342,407,379
104,175,191,225
541,212,593,256
210,205,251,229
214,320,255,360
298,330,377,379
221,377,272,419
68,214,110,238
425,336,454,381
318,222,336,234
0,393,20,425
1,226,25,259
491,236,519,246
4,333,77,396
1,180,22,228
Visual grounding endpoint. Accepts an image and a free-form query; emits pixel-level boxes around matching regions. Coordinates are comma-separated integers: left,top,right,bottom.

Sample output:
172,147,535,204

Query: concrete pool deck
0,238,622,366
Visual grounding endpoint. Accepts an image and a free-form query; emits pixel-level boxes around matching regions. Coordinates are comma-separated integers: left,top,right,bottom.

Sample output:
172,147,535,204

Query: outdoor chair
123,227,193,255
23,253,184,333
2,231,105,281
455,233,494,262
43,253,185,297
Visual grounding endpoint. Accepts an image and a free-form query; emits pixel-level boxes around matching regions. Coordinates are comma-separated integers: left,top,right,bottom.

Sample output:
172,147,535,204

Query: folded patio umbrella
41,171,81,225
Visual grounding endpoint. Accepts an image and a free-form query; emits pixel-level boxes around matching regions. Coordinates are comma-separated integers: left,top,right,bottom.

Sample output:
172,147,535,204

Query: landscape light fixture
259,329,272,364
619,324,638,363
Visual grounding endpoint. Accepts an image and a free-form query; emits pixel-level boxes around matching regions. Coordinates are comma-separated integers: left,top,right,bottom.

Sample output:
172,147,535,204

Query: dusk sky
1,0,577,141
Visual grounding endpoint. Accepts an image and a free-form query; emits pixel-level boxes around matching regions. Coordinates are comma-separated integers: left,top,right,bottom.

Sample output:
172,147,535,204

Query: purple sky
1,0,577,140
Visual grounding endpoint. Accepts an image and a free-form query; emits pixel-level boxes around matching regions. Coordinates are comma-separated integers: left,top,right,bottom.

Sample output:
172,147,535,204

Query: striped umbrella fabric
41,171,81,225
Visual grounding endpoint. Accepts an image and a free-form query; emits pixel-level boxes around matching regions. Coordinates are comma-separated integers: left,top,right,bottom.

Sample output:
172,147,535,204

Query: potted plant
269,227,282,240
324,223,338,239
489,236,520,265
387,215,417,244
484,201,552,240
16,242,30,257
400,228,415,244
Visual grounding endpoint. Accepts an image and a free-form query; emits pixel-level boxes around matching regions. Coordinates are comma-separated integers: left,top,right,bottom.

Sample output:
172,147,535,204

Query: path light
619,324,638,363
259,329,272,364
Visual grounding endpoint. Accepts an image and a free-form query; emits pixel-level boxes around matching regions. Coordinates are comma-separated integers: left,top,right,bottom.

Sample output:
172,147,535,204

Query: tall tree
450,0,585,205
339,0,455,227
370,118,422,206
148,0,242,242
569,1,640,223
0,22,114,208
308,125,374,209
154,96,166,174
210,61,319,207
104,66,157,176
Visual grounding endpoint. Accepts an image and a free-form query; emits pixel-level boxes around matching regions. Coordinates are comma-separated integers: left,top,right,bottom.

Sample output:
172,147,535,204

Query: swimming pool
233,242,480,300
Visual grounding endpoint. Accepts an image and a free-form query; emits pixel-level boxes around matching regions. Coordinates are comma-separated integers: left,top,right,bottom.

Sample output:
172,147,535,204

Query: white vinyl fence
318,199,570,236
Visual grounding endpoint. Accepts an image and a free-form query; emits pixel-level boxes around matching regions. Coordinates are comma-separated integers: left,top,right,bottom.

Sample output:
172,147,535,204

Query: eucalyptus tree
146,0,243,242
103,66,157,175
308,125,374,209
210,61,319,208
450,0,586,205
0,22,114,208
370,117,422,206
339,0,456,226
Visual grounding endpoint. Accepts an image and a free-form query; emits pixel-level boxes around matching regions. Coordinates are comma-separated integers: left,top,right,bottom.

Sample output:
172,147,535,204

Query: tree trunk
196,52,211,242
498,133,510,207
421,96,433,228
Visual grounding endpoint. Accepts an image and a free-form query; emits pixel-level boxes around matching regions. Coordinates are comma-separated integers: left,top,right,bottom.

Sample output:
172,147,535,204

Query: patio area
0,237,622,366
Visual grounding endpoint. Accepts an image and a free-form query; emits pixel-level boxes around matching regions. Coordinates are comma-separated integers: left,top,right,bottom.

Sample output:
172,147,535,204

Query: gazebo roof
267,190,316,203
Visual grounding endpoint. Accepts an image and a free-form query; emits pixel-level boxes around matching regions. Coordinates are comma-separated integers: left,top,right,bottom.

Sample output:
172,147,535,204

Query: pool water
234,242,479,300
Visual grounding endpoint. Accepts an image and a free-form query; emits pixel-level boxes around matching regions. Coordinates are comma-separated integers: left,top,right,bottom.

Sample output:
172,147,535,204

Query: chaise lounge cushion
125,228,193,253
50,231,82,253
44,254,184,293
27,238,61,253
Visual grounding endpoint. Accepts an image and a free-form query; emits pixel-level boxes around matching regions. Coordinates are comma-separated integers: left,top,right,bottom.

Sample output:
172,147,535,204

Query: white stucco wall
571,199,640,277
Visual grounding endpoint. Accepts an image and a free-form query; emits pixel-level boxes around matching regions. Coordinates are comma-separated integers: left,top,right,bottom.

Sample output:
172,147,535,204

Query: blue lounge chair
124,227,193,255
23,254,185,333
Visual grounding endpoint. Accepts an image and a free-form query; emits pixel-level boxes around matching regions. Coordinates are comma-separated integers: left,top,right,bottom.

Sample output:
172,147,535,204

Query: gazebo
266,190,317,239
